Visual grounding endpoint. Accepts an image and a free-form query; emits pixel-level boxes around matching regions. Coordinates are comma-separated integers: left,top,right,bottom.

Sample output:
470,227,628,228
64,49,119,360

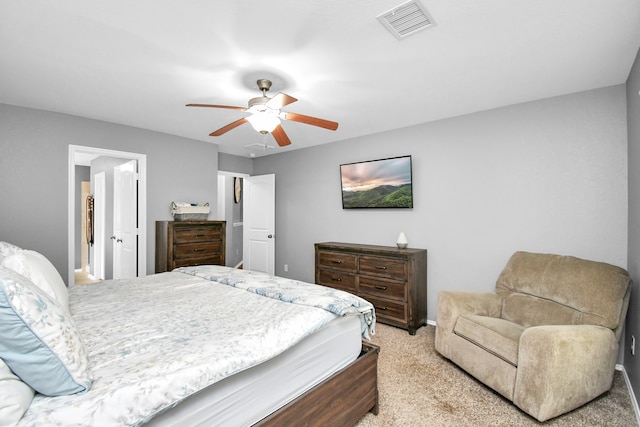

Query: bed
0,242,378,427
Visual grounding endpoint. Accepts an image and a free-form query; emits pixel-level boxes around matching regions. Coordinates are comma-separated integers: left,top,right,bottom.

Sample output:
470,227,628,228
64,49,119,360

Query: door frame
93,170,106,280
68,145,147,286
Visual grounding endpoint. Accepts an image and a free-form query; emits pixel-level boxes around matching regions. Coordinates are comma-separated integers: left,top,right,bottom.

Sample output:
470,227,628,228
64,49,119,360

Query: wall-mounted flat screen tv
340,155,413,209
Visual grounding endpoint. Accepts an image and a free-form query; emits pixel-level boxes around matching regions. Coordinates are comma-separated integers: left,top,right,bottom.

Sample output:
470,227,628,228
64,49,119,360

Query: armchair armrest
434,291,502,358
514,324,618,422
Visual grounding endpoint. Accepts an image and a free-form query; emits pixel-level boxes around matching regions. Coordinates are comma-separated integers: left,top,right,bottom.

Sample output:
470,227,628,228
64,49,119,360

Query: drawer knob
376,306,387,311
194,234,205,237
194,248,205,252
375,285,387,290
332,260,343,264
375,265,388,270
331,277,343,282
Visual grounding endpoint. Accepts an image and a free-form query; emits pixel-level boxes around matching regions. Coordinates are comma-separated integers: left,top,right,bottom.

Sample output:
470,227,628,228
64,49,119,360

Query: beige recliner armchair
435,251,631,422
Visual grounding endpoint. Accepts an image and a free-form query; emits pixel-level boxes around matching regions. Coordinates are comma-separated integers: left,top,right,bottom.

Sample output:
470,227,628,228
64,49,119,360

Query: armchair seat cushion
454,315,524,366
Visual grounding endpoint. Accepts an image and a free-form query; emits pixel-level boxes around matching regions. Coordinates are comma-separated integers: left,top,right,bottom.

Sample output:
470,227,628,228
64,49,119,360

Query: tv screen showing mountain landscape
340,155,413,209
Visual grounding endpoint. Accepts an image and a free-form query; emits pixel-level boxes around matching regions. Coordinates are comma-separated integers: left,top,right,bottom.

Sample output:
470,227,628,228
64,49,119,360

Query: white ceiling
1,1,639,158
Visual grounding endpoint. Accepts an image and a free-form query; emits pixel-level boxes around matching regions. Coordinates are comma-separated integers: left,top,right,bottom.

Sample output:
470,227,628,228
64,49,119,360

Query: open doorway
68,145,147,286
76,175,94,284
218,171,276,274
218,171,249,269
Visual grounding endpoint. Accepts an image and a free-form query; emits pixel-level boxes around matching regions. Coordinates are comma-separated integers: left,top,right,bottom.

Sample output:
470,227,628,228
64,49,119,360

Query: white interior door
113,160,138,279
243,174,275,274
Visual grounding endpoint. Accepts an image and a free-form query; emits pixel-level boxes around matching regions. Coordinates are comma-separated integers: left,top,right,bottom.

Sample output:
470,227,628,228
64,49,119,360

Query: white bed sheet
146,315,362,427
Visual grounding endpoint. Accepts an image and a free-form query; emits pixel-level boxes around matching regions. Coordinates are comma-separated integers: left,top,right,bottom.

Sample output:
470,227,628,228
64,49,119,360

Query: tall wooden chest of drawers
315,242,427,335
156,221,226,273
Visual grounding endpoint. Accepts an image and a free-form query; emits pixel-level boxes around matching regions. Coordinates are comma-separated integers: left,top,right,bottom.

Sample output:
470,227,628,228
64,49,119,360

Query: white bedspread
17,269,374,427
176,265,376,339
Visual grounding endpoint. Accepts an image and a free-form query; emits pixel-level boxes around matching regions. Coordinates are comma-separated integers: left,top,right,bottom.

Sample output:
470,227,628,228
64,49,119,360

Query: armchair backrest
495,251,631,340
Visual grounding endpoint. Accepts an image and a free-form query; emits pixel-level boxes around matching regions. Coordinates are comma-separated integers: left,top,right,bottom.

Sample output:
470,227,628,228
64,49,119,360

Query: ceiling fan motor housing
248,96,273,113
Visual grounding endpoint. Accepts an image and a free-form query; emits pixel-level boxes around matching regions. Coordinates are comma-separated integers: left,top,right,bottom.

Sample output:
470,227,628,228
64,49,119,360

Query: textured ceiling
1,1,639,157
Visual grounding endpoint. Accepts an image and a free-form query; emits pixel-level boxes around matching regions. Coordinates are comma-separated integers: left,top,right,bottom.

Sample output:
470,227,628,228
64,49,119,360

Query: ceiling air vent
377,0,436,40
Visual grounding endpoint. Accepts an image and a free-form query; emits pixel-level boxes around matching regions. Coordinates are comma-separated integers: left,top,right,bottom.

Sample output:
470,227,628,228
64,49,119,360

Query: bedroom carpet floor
354,324,637,427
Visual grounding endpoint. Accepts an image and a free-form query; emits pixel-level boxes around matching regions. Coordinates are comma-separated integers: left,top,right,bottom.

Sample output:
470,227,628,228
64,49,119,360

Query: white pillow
0,242,21,264
1,250,69,313
0,357,34,426
0,266,92,396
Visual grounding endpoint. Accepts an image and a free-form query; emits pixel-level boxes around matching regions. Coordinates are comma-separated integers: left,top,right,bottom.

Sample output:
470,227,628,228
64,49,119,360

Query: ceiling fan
186,79,339,147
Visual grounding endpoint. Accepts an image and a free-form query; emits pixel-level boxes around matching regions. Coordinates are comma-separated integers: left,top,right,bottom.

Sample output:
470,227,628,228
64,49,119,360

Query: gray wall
219,153,253,175
626,46,640,409
0,103,219,280
254,85,629,324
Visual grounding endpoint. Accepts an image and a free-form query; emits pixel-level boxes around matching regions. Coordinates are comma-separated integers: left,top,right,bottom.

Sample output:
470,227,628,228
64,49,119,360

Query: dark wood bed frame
254,341,380,427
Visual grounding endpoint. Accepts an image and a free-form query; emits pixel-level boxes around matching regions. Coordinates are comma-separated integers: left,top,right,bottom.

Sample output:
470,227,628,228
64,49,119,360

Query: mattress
146,314,362,426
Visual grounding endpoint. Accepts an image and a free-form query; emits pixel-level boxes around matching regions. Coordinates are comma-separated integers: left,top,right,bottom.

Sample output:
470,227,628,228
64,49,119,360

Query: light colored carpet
355,324,637,427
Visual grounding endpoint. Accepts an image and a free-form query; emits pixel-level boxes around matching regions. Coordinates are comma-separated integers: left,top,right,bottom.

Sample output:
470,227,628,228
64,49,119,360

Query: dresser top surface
315,241,426,255
157,220,226,225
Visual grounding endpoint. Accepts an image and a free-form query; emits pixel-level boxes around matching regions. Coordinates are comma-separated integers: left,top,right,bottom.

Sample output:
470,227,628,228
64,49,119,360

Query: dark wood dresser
156,221,226,273
315,242,427,335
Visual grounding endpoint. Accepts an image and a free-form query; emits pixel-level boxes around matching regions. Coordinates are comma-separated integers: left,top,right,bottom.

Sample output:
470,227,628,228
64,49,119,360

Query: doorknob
267,234,273,239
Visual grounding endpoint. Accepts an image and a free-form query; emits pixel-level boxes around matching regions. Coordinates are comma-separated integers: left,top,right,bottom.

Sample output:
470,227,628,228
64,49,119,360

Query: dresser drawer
317,269,357,293
317,251,358,273
173,255,222,269
358,277,406,302
174,242,222,260
359,256,406,280
364,295,407,324
173,227,221,244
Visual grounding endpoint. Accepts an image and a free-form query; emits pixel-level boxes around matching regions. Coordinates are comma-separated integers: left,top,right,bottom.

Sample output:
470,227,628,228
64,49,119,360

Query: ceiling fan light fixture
247,113,280,134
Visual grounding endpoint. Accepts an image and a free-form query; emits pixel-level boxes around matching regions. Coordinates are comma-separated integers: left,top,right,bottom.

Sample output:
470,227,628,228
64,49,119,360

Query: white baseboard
620,366,640,425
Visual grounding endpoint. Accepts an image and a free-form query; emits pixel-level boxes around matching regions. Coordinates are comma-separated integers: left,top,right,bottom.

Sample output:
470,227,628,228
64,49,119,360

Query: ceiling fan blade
271,125,292,147
266,93,297,109
282,112,338,131
210,118,248,136
187,103,247,111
